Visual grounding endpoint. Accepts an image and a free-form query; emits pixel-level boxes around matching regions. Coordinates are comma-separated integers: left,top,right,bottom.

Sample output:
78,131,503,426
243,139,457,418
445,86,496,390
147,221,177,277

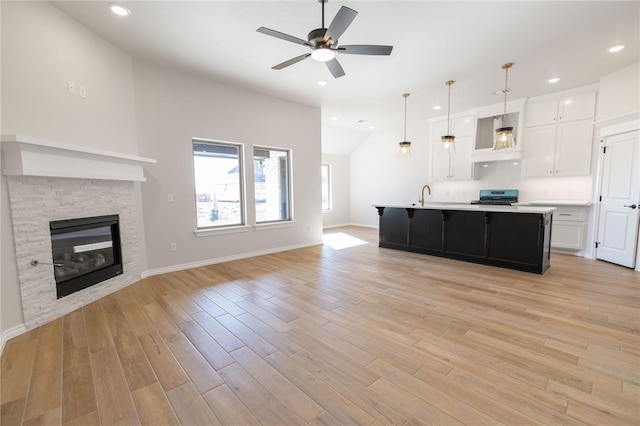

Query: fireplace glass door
50,215,123,298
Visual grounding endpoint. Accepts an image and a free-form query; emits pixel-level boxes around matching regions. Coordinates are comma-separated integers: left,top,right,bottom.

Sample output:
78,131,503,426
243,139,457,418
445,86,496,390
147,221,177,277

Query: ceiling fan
257,0,393,78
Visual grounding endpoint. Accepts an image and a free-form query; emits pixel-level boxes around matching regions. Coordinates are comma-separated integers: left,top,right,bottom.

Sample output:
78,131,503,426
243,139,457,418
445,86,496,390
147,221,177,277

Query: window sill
194,225,251,237
254,221,296,231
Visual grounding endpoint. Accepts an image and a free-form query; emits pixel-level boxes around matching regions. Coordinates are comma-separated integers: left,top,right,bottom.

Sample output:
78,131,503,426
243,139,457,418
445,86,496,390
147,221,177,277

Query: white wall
594,61,640,266
1,1,140,336
322,153,350,228
133,60,322,272
350,126,430,227
597,61,640,120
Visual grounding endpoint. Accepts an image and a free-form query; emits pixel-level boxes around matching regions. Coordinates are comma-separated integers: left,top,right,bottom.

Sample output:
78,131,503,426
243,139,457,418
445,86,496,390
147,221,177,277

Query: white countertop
520,199,591,206
373,204,555,214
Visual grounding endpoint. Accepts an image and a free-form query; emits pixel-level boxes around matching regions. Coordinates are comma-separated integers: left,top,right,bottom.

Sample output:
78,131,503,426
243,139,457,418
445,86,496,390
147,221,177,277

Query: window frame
253,145,293,225
192,138,246,231
321,163,332,211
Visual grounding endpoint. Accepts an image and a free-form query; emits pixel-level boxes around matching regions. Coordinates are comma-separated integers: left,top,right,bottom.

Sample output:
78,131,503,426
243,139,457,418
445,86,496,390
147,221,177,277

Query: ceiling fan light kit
311,48,335,62
257,0,393,78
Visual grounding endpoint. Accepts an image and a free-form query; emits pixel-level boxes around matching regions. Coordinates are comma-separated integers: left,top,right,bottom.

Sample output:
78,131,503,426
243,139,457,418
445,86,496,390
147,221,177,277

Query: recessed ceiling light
608,45,625,53
331,116,338,120
433,105,442,110
369,126,375,130
548,77,560,84
109,3,130,16
317,80,327,86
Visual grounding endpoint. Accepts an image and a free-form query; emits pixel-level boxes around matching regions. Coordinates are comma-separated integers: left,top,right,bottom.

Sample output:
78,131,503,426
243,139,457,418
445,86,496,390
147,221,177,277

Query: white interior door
596,130,640,267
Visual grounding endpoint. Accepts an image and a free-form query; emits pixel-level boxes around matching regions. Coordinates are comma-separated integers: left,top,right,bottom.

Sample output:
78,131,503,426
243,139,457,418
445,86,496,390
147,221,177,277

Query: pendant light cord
502,63,513,120
446,81,453,134
402,93,409,140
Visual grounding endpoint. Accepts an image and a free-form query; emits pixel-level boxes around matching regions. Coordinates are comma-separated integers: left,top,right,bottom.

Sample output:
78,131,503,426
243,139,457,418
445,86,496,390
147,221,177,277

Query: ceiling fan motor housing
308,28,334,48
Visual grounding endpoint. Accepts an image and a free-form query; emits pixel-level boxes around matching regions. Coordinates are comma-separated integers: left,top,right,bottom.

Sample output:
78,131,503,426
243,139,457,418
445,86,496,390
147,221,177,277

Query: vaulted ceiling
53,1,639,154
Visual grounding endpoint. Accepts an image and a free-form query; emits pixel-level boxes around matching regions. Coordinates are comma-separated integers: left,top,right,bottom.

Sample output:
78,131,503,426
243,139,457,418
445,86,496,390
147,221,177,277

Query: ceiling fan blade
272,53,311,70
325,6,357,42
338,45,393,55
257,27,311,46
326,58,345,78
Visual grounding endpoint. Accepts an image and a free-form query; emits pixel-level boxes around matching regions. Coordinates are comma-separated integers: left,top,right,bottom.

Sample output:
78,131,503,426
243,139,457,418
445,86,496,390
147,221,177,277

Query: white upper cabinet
525,99,558,127
555,119,595,176
429,114,475,181
430,119,450,140
526,92,596,127
521,126,556,176
558,92,597,122
522,89,596,178
430,116,473,140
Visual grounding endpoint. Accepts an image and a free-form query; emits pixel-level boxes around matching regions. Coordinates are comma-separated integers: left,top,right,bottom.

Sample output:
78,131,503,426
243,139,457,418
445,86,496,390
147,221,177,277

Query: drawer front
553,207,587,222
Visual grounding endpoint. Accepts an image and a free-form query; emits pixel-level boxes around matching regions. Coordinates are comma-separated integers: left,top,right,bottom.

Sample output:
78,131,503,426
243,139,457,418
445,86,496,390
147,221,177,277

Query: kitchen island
374,204,554,274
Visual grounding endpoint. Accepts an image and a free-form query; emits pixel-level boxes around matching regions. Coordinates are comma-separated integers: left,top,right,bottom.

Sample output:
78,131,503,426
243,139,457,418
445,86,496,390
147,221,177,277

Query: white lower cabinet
551,206,588,251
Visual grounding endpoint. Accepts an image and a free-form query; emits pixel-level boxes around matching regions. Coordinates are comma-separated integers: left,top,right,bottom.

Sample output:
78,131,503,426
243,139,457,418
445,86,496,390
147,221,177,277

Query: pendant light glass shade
398,93,412,160
493,63,516,150
398,141,412,160
441,80,456,149
494,127,515,150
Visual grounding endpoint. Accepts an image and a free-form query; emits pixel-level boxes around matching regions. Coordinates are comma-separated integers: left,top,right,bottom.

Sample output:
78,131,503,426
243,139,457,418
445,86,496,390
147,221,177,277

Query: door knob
623,204,637,209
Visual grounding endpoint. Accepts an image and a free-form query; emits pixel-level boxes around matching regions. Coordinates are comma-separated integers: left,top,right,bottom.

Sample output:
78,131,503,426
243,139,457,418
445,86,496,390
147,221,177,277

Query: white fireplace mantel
1,134,156,181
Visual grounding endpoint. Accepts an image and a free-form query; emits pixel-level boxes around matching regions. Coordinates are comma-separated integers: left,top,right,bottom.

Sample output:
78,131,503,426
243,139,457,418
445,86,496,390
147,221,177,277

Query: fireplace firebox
50,215,123,299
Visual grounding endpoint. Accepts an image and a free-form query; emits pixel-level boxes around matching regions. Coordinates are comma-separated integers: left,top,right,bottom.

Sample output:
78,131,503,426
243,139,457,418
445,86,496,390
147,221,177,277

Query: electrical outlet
170,243,177,252
79,85,87,99
67,80,76,94
167,193,174,203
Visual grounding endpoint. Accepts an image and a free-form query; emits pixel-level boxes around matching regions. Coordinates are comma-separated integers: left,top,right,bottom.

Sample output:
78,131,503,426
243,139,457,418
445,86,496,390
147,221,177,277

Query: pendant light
398,93,412,160
441,80,455,150
493,62,515,150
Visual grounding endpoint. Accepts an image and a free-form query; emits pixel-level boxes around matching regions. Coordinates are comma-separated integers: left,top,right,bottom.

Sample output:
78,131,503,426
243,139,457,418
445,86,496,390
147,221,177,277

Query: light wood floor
2,226,639,425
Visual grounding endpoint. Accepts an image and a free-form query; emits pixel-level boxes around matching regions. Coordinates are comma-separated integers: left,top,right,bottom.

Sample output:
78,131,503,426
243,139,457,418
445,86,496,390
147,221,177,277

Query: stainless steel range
470,189,519,206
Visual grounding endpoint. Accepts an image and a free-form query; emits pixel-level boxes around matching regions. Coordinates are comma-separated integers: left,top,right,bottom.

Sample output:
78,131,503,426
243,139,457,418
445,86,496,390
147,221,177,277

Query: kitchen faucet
419,184,431,206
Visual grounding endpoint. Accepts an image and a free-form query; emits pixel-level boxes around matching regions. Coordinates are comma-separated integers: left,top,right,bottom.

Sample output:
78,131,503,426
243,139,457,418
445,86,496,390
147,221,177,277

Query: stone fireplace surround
2,135,155,330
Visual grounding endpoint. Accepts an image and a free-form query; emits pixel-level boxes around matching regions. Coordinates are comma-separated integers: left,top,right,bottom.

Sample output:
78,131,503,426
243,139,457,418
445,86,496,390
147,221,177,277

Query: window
254,147,291,223
192,139,245,229
321,164,331,211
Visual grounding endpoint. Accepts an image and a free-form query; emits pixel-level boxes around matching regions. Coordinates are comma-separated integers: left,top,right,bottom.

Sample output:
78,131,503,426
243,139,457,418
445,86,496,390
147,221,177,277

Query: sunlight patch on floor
323,232,368,250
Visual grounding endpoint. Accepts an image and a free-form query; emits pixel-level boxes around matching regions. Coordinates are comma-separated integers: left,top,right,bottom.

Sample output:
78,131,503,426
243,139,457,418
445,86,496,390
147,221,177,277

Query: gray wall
133,60,322,272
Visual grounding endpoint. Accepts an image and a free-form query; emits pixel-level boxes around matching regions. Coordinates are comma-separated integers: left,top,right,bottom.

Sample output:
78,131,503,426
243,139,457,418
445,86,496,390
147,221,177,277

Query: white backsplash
431,162,593,202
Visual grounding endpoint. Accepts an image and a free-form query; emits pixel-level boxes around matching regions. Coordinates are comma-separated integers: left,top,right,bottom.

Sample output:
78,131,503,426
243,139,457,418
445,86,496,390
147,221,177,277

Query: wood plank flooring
2,226,639,425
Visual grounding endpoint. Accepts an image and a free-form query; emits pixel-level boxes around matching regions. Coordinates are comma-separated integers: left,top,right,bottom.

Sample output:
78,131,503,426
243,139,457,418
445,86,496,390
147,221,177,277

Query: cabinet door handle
624,204,637,209
558,213,571,216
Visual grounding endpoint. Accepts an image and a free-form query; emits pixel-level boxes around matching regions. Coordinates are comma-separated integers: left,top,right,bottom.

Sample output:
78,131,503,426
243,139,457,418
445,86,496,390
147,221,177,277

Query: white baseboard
348,222,378,229
142,240,323,278
1,323,27,355
322,223,351,230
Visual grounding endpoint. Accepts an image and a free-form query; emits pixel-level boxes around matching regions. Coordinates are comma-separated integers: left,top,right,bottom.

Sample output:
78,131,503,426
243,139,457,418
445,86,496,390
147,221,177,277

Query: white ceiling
52,1,639,155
